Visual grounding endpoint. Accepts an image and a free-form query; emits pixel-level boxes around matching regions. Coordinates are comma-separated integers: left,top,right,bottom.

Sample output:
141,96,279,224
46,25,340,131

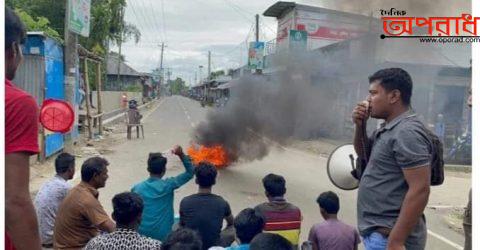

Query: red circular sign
40,99,74,133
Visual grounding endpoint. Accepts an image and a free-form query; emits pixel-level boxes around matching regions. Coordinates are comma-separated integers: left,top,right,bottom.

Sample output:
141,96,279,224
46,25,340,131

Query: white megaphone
326,144,360,190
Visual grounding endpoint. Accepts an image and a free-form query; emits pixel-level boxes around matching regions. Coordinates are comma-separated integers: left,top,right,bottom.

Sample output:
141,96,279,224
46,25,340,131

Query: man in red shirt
5,7,42,250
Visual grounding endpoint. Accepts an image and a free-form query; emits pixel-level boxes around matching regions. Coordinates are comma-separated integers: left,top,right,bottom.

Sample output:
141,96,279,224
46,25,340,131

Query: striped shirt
254,197,302,247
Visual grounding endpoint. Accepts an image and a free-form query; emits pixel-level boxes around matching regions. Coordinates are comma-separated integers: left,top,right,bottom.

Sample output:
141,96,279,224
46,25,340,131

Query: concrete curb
444,164,471,173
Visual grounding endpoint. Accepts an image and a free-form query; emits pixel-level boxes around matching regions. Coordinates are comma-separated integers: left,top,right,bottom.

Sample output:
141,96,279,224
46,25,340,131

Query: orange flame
187,144,230,168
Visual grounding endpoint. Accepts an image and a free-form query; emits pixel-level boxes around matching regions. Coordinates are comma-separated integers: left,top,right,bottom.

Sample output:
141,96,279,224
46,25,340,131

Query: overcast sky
116,0,470,85
115,0,327,85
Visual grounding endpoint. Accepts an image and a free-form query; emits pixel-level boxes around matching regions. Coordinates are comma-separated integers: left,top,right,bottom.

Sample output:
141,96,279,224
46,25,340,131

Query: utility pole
208,51,211,80
255,14,262,75
116,8,125,84
64,0,78,151
158,42,165,96
255,14,259,43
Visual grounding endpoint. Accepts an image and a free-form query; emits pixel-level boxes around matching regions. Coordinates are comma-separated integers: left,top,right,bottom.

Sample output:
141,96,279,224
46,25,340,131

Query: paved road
91,96,467,250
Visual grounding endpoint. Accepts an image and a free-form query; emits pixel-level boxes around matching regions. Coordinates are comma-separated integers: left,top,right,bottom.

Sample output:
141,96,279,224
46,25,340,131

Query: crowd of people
5,6,473,250
33,146,360,250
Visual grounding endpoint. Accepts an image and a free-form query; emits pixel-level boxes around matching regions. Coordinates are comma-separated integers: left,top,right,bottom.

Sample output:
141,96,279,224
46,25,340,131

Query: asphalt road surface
91,96,468,250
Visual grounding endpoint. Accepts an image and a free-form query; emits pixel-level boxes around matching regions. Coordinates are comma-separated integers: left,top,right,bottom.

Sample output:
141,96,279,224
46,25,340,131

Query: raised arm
167,145,195,189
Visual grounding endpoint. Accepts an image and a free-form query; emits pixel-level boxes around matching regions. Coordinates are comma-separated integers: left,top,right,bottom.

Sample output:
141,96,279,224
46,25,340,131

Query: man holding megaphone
352,68,432,250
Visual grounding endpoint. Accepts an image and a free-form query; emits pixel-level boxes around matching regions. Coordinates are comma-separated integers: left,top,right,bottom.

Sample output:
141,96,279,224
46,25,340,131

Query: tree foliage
15,9,62,42
6,0,141,56
209,70,226,79
169,77,188,95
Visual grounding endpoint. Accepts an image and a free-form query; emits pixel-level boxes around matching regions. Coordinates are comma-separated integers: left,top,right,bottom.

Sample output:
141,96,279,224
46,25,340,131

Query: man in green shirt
132,146,194,241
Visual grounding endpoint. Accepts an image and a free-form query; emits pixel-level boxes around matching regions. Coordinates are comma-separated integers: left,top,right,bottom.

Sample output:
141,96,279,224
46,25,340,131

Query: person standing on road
308,191,361,250
352,68,431,250
34,153,75,248
463,90,472,250
54,157,116,249
5,7,42,250
132,146,194,241
179,163,234,250
85,192,162,249
254,173,302,248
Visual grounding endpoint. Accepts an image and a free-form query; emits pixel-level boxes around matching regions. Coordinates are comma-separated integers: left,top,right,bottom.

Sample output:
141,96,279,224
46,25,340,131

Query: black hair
194,162,217,188
112,192,144,226
55,153,75,174
316,191,340,214
368,68,413,105
262,173,286,197
250,233,292,250
147,153,167,175
5,7,26,50
161,228,202,250
81,157,109,182
234,208,265,244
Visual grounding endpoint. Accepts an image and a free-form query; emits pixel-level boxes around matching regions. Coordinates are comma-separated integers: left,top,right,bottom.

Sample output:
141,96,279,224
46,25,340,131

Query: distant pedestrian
463,90,472,250
254,174,302,248
434,114,445,142
34,153,75,248
180,162,234,250
132,146,194,241
308,191,360,250
85,192,162,249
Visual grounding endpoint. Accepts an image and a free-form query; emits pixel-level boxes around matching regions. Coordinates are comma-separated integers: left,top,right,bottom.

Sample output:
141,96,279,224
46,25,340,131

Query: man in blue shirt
132,145,194,241
226,208,264,250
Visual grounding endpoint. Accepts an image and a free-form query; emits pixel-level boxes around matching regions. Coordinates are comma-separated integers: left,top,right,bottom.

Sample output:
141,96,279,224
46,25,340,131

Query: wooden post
96,62,103,135
84,59,93,139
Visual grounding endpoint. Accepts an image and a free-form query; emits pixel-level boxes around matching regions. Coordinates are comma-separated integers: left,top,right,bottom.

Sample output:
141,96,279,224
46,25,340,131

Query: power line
161,0,168,43
221,0,254,25
126,1,148,41
139,0,162,43
147,0,165,42
212,23,254,58
130,1,152,39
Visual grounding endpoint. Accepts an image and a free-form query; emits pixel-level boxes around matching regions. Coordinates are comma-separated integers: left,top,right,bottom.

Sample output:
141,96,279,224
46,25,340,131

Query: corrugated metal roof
263,1,374,21
263,1,296,18
106,56,140,76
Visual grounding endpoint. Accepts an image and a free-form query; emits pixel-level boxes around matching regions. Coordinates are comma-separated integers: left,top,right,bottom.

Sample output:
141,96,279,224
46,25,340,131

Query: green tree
7,0,141,56
169,77,187,95
15,9,62,42
209,70,225,79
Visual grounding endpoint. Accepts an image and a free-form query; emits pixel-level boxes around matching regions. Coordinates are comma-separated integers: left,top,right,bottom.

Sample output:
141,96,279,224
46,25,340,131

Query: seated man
161,228,203,250
179,163,234,250
34,153,75,248
254,174,302,248
250,233,292,250
226,208,265,250
85,192,162,249
127,99,142,124
308,191,360,250
132,146,194,241
54,157,116,249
